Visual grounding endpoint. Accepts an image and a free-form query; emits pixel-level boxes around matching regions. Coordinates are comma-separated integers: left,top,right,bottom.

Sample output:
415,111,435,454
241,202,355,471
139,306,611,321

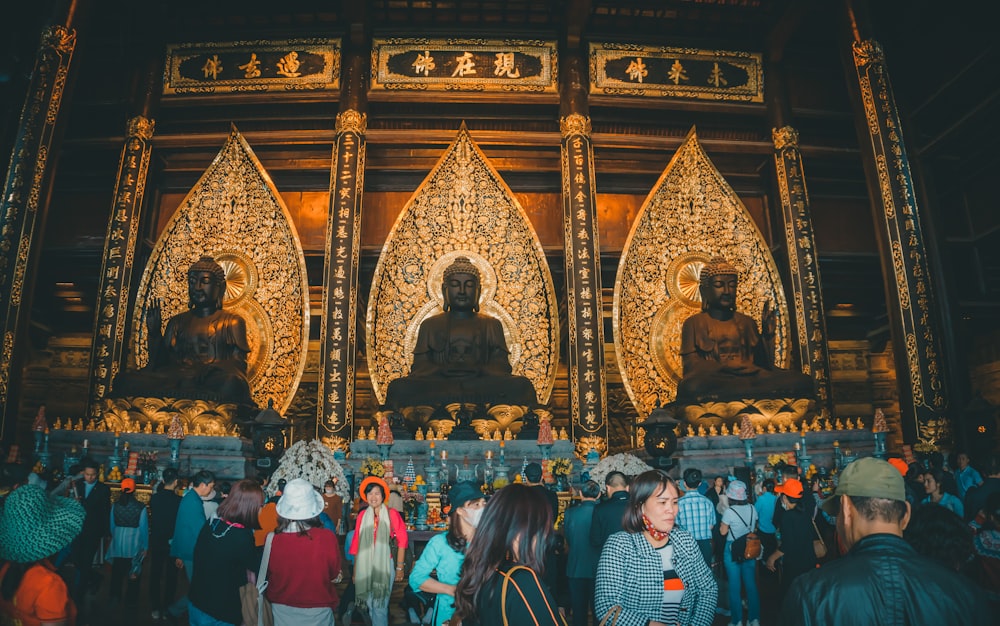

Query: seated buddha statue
111,255,255,412
384,256,537,409
676,257,815,403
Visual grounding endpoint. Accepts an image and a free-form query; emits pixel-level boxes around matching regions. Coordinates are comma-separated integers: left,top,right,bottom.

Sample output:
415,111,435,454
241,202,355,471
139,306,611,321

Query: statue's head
442,256,481,313
187,255,227,310
699,256,738,312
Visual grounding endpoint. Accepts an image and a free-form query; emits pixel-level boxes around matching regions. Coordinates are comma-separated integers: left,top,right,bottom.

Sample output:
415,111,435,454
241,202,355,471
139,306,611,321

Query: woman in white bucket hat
265,478,343,626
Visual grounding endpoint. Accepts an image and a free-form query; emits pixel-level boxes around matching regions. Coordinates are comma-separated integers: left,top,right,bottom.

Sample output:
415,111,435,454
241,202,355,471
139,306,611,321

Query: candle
441,450,447,460
486,450,493,460
83,438,88,448
500,440,505,448
833,440,839,448
115,431,121,438
794,442,800,451
430,441,435,449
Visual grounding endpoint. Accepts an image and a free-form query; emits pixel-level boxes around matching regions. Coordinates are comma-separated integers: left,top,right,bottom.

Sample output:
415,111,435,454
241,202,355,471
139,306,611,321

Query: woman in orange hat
348,476,408,626
107,477,148,611
765,478,818,598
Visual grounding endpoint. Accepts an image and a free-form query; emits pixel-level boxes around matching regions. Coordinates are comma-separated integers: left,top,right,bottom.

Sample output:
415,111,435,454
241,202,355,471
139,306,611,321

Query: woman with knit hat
106,477,148,611
348,475,408,626
0,484,85,625
265,478,343,626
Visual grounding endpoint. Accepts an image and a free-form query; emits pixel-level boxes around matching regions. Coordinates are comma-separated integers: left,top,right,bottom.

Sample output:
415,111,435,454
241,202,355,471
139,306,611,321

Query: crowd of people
1,447,999,626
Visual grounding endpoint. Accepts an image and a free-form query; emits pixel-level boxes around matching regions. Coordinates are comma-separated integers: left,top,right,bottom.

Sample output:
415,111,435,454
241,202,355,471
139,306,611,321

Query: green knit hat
0,485,85,563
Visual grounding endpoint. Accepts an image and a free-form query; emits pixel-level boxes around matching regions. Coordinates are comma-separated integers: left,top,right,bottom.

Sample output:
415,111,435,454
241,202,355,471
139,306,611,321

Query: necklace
643,514,669,542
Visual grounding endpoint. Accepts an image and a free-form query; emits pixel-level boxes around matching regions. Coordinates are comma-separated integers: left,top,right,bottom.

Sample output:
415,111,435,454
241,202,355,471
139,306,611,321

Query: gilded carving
131,129,309,414
126,116,155,141
613,127,790,417
335,109,367,134
772,126,798,150
101,397,239,435
852,39,884,68
575,435,607,461
560,114,592,137
367,124,559,406
41,25,76,54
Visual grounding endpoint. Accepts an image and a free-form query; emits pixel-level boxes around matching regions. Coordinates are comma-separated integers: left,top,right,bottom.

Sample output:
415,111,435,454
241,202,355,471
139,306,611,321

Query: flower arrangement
360,457,385,478
588,453,652,486
268,440,350,499
547,457,572,477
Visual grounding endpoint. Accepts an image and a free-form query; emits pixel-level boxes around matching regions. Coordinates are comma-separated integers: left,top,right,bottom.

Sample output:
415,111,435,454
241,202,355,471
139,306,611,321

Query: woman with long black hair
409,481,485,626
454,484,565,626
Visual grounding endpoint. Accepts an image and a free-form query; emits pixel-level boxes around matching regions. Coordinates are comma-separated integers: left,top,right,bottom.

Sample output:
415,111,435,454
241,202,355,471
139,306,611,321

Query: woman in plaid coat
595,470,718,626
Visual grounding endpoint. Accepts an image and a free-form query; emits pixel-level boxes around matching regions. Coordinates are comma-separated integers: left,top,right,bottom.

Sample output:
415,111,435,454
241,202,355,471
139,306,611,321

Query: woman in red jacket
348,476,408,626
266,478,343,626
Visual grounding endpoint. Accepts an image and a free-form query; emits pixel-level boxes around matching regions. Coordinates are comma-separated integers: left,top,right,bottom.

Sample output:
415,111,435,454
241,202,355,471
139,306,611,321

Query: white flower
588,453,652,487
268,440,350,499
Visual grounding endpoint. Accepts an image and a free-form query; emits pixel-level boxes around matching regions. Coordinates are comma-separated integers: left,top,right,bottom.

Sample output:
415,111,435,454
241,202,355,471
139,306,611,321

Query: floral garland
588,453,652,486
268,440,350,499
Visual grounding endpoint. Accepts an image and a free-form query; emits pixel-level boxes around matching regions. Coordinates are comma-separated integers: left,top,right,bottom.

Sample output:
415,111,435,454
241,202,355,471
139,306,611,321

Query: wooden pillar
765,60,835,416
86,59,159,416
841,1,949,445
559,50,608,452
0,1,81,435
317,18,368,449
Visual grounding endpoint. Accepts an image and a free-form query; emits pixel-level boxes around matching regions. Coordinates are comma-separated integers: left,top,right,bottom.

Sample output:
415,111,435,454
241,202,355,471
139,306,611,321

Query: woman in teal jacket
408,482,485,626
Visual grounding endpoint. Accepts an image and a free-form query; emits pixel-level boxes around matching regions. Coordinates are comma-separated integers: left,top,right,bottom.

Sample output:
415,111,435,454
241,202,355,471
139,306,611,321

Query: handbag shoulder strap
499,565,534,626
257,531,274,588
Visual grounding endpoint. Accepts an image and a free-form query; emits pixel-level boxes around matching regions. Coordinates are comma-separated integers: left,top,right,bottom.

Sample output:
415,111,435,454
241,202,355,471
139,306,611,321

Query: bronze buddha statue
384,256,537,409
676,257,814,403
112,255,255,412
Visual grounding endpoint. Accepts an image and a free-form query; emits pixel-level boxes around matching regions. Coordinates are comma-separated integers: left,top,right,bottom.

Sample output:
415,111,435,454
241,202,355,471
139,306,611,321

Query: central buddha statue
384,257,538,409
676,257,815,403
111,255,256,412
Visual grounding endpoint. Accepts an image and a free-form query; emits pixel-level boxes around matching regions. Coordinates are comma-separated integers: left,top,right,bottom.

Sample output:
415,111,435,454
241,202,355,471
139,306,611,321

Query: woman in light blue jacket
408,482,485,626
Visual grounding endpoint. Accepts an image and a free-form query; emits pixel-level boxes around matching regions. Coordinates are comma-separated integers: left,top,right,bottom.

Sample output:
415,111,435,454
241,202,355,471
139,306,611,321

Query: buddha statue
384,256,537,409
676,257,814,404
111,256,256,413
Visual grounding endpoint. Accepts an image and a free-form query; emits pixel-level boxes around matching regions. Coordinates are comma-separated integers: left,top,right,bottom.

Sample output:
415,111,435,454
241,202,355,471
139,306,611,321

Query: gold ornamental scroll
773,126,833,415
367,124,559,407
318,110,366,447
163,39,340,95
589,42,763,103
0,25,76,430
131,128,309,414
613,127,791,418
87,116,155,416
852,40,948,447
370,38,558,95
560,114,608,446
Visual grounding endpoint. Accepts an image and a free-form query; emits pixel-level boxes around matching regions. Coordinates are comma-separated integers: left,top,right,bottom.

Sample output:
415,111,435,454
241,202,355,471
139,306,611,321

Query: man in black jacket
69,458,112,619
779,457,989,626
148,468,182,620
589,471,629,552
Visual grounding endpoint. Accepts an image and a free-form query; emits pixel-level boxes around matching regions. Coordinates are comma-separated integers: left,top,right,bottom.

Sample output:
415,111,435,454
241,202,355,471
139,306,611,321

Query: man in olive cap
779,457,989,625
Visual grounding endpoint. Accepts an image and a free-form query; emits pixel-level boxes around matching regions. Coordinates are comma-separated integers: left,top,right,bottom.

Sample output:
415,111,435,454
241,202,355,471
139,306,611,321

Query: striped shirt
657,543,685,625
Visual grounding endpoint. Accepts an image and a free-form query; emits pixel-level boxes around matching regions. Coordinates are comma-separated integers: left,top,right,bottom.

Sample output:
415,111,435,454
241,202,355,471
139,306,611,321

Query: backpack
730,506,762,562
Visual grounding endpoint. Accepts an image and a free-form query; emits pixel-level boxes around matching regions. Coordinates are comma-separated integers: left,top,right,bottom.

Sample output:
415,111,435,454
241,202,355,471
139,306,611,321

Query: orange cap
775,478,803,499
887,458,908,476
120,478,136,493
